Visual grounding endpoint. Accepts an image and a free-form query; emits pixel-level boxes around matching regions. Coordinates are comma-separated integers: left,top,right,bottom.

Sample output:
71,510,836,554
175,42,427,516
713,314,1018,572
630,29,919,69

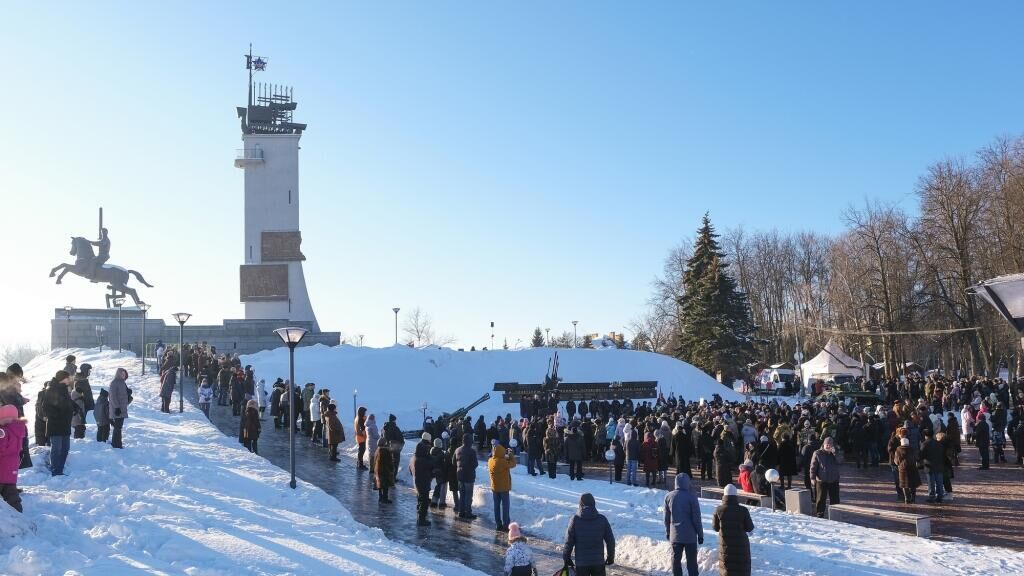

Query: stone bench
827,504,931,538
700,486,772,508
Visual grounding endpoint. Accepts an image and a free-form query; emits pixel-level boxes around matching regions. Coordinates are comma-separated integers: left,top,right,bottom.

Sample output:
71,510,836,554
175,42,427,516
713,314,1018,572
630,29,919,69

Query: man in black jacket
563,492,615,575
974,414,991,470
43,371,75,476
920,431,946,503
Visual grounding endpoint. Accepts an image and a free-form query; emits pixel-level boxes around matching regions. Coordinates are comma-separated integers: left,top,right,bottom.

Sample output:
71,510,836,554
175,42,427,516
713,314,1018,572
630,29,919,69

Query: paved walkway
187,380,643,575
581,438,1024,549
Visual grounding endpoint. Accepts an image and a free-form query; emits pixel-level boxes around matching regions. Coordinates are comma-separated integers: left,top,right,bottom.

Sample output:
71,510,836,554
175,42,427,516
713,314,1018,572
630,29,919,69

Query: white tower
234,49,320,331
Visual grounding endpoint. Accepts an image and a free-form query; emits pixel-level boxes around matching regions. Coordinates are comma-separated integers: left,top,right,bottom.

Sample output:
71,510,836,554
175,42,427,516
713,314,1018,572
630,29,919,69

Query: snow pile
243,345,740,426
1,349,483,576
469,464,1024,575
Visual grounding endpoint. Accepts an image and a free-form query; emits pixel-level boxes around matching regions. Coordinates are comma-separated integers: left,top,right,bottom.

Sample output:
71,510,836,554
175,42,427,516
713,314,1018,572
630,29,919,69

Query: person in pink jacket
0,404,28,512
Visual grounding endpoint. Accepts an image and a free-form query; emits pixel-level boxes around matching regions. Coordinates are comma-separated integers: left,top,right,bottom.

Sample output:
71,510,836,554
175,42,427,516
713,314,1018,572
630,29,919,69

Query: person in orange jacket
489,443,517,531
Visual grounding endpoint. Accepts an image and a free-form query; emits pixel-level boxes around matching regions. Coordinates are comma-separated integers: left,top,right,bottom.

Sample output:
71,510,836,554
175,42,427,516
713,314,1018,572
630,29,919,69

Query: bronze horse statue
49,236,153,307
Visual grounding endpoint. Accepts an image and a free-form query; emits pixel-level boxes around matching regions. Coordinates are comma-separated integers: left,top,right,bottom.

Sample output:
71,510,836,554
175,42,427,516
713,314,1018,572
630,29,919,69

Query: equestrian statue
49,227,153,308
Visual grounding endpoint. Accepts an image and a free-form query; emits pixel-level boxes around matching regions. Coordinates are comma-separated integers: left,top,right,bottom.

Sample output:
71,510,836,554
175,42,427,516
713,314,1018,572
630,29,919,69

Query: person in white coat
256,379,268,418
310,392,323,445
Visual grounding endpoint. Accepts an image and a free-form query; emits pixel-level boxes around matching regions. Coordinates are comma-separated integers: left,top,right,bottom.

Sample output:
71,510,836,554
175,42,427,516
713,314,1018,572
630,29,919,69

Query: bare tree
402,307,456,348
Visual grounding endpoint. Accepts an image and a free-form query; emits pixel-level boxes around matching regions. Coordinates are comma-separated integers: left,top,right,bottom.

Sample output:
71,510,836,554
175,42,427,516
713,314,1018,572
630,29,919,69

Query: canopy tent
801,338,863,388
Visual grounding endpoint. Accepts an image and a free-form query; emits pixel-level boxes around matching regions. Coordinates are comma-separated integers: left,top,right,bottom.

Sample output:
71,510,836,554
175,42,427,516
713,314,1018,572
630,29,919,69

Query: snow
470,464,1024,575
1,349,484,576
243,345,741,427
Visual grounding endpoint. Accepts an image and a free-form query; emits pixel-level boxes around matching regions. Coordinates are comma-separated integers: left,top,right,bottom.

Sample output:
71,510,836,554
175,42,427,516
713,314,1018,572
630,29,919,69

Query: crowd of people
0,355,133,515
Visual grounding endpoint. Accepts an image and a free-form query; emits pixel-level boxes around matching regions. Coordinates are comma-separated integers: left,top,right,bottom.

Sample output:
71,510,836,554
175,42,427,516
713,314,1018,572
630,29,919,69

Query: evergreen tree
531,327,545,347
674,214,757,380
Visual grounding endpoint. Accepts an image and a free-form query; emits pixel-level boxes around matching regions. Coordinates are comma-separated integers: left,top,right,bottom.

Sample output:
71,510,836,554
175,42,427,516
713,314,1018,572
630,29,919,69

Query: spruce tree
531,327,545,347
674,214,757,380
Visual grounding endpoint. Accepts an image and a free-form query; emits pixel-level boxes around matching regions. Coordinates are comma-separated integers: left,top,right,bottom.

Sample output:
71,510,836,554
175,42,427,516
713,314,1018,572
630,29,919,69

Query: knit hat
724,484,738,496
433,438,443,448
579,492,596,508
389,414,397,422
760,435,769,442
0,405,17,423
507,522,523,542
742,459,754,468
421,432,432,442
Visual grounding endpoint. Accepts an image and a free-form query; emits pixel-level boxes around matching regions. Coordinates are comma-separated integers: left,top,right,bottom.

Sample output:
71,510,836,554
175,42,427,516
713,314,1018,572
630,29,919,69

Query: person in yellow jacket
489,442,517,531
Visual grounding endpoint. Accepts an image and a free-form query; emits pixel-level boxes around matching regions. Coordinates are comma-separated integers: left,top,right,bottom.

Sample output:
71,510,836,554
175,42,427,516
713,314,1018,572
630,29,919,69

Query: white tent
801,338,863,388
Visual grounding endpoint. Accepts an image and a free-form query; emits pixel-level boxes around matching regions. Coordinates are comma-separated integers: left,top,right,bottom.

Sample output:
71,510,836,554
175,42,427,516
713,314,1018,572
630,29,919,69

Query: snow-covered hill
242,345,741,426
1,349,483,576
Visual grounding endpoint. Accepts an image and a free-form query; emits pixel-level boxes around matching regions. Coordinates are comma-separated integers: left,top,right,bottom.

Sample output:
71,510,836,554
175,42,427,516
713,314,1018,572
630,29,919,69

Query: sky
1,2,1022,352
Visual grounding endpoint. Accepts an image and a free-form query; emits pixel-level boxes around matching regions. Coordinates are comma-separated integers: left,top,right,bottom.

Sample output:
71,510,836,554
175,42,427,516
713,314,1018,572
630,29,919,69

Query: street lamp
392,307,400,344
358,334,364,347
113,297,125,352
605,448,616,484
95,325,106,351
572,320,579,348
139,304,151,375
353,389,358,419
545,328,550,346
172,313,191,413
64,306,72,349
275,326,309,489
490,321,495,350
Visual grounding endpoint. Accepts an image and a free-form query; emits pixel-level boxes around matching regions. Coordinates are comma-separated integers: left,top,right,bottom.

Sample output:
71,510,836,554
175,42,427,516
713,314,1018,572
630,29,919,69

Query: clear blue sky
1,2,1022,351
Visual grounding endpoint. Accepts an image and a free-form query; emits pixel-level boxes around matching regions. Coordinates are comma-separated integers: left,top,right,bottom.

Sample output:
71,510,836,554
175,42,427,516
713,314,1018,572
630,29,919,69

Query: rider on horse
88,228,111,279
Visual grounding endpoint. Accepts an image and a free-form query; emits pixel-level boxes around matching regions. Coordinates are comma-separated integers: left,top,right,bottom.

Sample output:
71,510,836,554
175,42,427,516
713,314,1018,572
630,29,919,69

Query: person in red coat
640,432,659,487
0,404,28,512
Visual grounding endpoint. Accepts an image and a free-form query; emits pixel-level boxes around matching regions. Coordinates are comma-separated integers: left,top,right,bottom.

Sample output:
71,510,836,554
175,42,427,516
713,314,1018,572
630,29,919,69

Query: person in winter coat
714,433,737,488
0,404,28,512
543,428,560,480
810,437,841,518
526,424,543,476
671,424,692,478
355,406,368,470
563,492,615,574
455,431,479,520
411,438,434,526
504,522,535,576
366,414,380,463
626,429,641,486
230,372,244,416
738,460,755,493
159,366,176,413
108,368,131,449
197,377,213,418
920,432,946,503
713,484,754,576
42,371,75,476
69,383,86,439
656,430,671,485
974,414,991,470
326,404,345,462
430,438,449,508
374,440,394,503
73,364,95,437
489,444,517,530
641,432,659,487
612,437,625,482
242,399,261,454
382,414,405,482
664,474,703,576
34,380,48,447
564,426,585,481
94,389,111,442
310,392,324,445
892,437,920,504
270,383,284,429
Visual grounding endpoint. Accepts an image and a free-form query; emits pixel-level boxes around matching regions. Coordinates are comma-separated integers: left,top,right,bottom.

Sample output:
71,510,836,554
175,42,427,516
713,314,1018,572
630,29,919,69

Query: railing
235,148,264,161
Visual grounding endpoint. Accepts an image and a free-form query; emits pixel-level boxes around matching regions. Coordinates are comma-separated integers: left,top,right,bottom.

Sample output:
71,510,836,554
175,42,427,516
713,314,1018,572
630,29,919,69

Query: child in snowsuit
0,405,28,512
94,389,111,442
503,522,535,576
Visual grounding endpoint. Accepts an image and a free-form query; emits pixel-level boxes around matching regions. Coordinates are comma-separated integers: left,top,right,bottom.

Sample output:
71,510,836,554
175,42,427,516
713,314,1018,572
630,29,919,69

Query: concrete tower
234,49,320,331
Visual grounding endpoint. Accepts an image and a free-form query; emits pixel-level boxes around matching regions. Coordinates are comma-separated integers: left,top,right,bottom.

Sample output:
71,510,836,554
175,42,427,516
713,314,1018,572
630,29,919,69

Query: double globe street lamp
274,326,308,489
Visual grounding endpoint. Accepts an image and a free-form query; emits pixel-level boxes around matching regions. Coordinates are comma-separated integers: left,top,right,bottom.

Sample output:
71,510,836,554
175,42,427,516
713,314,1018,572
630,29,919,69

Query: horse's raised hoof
55,279,62,285
48,270,55,277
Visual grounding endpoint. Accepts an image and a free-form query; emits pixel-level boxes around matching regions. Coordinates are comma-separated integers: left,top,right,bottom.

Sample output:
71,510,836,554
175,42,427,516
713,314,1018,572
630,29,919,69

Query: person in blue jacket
664,474,704,576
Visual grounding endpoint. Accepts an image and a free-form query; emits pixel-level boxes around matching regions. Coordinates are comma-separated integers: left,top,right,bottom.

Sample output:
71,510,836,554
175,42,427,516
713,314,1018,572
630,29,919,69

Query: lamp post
113,297,125,352
490,321,495,350
172,313,191,413
545,328,550,346
96,325,105,351
572,320,578,348
605,448,616,484
392,307,400,344
64,306,72,349
139,304,151,375
358,334,364,347
353,389,358,419
275,326,309,489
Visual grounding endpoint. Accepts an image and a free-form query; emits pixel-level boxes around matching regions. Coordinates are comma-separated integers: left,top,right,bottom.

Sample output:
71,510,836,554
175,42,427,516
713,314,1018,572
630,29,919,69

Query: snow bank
243,345,740,427
2,349,483,576
470,464,1024,575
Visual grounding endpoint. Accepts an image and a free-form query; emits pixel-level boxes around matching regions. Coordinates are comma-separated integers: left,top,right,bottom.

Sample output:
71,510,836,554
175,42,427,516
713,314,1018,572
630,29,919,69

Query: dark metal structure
236,45,306,135
493,352,658,403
